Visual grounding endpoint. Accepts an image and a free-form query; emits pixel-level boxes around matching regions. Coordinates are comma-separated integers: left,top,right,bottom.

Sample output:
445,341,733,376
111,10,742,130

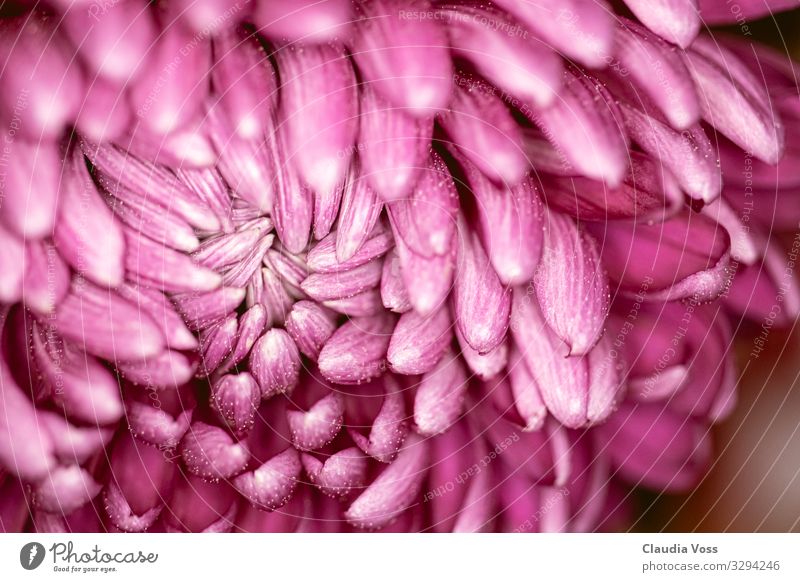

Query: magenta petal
39,411,113,466
104,434,175,532
0,226,24,303
0,138,61,239
534,212,609,356
620,104,721,203
211,373,261,438
174,286,246,331
303,447,368,498
393,231,456,316
454,224,511,354
685,36,784,164
318,313,396,384
86,142,221,231
324,289,384,317
492,0,615,69
175,167,235,234
345,432,428,529
352,0,452,115
270,132,313,254
308,227,393,274
124,227,222,293
388,306,452,375
74,75,132,143
288,392,345,451
129,25,210,135
30,326,123,426
531,70,628,185
164,474,237,533
53,280,165,361
468,169,544,286
22,240,69,315
277,44,357,202
358,87,433,202
233,448,302,511
301,260,383,302
613,20,699,129
118,349,197,388
542,151,684,222
0,364,56,481
198,315,239,375
249,329,301,398
193,219,272,270
702,199,759,265
444,4,561,107
441,82,528,184
211,27,277,142
0,17,83,137
380,248,412,313
456,327,508,381
127,400,192,449
118,285,198,351
507,344,547,432
181,422,249,480
621,0,700,47
62,0,156,83
598,403,712,492
55,149,125,287
414,353,469,436
388,153,458,258
33,466,101,515
253,0,353,43
511,289,591,429
285,300,338,360
335,167,384,262
590,210,732,302
586,333,626,424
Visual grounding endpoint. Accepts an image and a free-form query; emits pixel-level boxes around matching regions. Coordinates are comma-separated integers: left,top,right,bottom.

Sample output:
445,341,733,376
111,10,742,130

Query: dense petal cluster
1,0,799,533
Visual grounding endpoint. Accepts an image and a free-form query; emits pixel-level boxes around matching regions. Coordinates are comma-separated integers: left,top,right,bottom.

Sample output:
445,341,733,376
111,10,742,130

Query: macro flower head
0,0,799,533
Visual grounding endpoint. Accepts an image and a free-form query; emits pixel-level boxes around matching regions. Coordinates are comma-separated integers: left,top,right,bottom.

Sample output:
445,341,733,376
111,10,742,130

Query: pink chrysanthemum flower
0,0,798,533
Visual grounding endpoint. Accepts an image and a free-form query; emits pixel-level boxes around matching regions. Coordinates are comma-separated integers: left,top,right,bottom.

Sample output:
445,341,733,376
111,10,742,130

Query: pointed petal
249,329,300,399
181,422,249,480
456,327,508,381
531,70,628,185
444,4,561,107
381,248,412,313
685,35,784,164
534,212,609,356
318,313,396,384
454,224,511,354
288,392,345,451
393,227,455,315
303,447,368,498
336,166,384,261
621,0,699,47
345,433,428,529
387,153,458,258
211,373,261,438
22,240,70,315
414,353,469,436
53,280,165,361
308,227,393,274
127,400,192,449
301,259,383,301
118,350,197,388
285,300,338,360
253,0,353,43
507,344,548,431
388,306,452,374
352,0,453,115
211,27,277,142
358,87,432,201
233,448,301,511
173,286,245,331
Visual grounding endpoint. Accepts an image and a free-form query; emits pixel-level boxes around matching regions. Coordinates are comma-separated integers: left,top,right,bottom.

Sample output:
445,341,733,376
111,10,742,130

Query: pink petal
253,0,353,43
318,313,396,384
352,0,452,115
534,211,609,356
308,226,392,274
249,329,301,398
454,224,511,354
181,422,250,480
303,447,368,498
301,259,383,302
127,400,192,449
288,392,345,451
345,432,428,529
211,373,261,438
413,352,468,436
456,327,508,381
444,4,561,107
233,448,302,511
358,86,433,201
285,300,338,360
118,349,197,388
388,306,453,374
621,0,700,47
380,248,412,314
173,286,246,331
335,165,384,261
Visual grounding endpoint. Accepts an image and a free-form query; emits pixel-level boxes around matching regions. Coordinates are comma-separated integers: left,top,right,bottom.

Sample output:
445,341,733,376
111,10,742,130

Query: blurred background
638,10,800,529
